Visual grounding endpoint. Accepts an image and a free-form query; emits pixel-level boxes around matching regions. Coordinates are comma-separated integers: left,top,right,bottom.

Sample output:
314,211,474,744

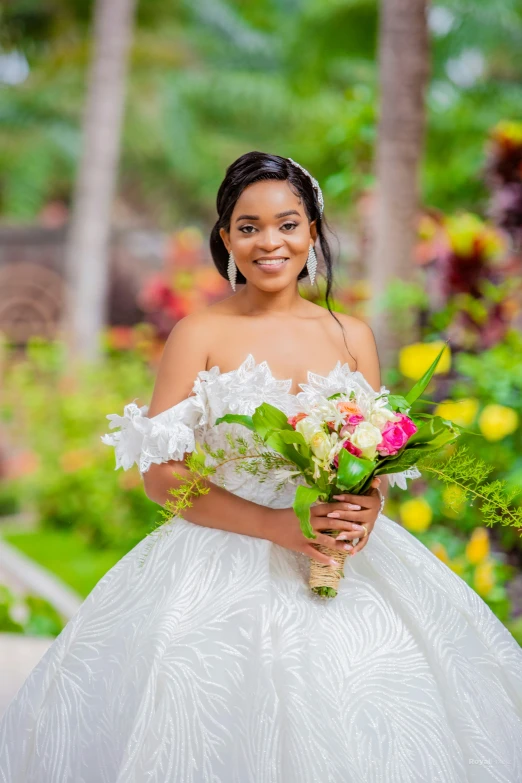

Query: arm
142,315,275,541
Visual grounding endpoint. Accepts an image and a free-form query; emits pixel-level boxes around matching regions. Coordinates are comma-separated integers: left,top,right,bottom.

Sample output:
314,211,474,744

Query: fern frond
418,446,522,529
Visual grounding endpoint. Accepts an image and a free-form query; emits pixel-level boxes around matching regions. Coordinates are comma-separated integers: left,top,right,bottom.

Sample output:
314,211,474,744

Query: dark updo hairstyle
210,151,354,362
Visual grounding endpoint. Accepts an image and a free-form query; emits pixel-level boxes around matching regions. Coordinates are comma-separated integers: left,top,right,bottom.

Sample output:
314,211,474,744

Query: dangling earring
227,251,237,291
306,244,317,286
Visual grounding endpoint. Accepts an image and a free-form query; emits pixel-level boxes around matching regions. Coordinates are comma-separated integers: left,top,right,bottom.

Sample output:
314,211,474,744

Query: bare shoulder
336,312,381,390
336,312,377,350
147,309,223,417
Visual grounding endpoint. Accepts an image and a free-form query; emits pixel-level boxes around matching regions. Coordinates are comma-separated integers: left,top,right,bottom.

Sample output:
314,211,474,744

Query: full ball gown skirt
1,354,521,783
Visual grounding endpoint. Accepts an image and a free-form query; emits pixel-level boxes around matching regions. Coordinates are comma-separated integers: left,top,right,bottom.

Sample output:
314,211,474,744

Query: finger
313,501,363,517
324,508,372,524
371,477,381,488
311,503,363,519
331,493,374,509
333,529,367,541
312,518,367,536
314,532,355,554
350,534,370,555
305,546,341,567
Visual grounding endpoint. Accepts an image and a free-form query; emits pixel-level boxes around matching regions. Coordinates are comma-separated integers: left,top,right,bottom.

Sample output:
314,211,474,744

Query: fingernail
327,512,340,518
353,525,365,532
329,559,338,567
347,504,361,511
333,495,344,500
343,544,353,552
336,533,348,540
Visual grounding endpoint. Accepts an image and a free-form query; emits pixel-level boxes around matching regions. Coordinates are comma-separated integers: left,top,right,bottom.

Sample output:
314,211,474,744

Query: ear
309,220,318,243
219,227,231,253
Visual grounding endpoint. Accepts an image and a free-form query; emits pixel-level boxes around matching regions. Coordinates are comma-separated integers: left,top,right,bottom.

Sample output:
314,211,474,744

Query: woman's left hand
331,477,382,556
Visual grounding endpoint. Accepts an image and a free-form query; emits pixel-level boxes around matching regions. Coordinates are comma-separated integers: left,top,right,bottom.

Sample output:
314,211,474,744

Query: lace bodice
102,353,420,507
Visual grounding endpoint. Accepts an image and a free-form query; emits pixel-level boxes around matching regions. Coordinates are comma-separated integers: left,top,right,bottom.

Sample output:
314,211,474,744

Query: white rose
310,431,331,461
350,421,383,460
296,416,320,442
369,408,399,431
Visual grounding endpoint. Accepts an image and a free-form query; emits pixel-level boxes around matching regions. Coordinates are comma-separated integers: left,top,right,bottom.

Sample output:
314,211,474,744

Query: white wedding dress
1,354,522,783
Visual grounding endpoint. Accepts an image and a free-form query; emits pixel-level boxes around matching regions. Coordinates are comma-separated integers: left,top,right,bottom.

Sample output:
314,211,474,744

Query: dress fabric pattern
1,354,522,783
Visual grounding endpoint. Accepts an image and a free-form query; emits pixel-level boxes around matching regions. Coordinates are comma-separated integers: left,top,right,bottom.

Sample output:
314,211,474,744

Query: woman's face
219,179,317,292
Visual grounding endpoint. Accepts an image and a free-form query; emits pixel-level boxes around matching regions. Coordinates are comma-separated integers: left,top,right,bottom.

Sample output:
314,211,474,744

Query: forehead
232,179,304,217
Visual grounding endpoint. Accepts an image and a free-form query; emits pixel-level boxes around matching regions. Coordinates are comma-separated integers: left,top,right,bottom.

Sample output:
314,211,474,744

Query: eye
238,221,299,234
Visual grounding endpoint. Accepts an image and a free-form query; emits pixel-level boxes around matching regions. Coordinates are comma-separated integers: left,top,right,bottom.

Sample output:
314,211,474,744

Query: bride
1,151,521,783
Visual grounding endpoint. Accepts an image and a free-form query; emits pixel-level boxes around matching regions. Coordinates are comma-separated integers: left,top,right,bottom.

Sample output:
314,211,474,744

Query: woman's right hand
264,503,368,566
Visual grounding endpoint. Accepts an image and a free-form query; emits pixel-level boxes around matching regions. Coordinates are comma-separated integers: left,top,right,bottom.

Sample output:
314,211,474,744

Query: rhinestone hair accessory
287,157,324,216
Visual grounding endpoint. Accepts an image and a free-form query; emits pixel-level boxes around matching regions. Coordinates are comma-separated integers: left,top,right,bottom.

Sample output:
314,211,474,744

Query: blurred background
1,0,522,694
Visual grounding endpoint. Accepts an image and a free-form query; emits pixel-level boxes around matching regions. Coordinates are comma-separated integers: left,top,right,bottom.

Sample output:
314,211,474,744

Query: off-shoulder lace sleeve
101,395,204,474
386,466,421,490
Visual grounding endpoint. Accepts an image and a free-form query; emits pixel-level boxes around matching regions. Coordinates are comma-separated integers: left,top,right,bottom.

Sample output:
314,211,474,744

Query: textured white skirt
1,512,521,783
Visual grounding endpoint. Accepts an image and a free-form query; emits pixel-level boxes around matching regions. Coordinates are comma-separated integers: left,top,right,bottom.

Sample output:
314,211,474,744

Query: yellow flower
399,342,451,381
478,404,519,441
399,497,433,533
445,214,505,262
430,542,450,565
473,560,495,597
434,398,479,427
449,557,466,576
465,528,490,565
442,484,466,514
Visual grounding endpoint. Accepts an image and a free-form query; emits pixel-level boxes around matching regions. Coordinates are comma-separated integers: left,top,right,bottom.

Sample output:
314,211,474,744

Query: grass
3,529,129,598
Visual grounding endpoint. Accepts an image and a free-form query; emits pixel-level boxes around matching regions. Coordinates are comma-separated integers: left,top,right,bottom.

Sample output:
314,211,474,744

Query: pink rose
377,415,417,456
340,414,365,437
395,413,417,438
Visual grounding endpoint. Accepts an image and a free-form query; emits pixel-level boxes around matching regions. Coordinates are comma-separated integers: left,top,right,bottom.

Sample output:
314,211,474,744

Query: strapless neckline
200,352,364,398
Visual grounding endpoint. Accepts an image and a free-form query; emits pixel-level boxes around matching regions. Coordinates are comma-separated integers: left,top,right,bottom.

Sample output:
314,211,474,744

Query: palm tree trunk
369,0,430,367
64,0,136,362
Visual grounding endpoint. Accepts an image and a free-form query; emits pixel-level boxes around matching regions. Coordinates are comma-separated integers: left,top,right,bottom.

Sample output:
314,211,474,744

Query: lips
254,257,289,268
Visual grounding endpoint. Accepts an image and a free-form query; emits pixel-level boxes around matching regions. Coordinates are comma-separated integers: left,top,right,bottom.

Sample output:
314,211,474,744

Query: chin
244,264,305,292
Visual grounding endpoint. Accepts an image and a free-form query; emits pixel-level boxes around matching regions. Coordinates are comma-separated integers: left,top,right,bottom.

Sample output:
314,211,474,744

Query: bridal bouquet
213,346,459,597
162,346,522,598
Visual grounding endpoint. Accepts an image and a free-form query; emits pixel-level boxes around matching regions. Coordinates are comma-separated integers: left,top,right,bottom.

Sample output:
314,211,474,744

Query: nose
256,227,285,251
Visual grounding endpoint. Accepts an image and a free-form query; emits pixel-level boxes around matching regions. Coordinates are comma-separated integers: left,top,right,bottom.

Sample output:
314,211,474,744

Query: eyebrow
235,209,301,223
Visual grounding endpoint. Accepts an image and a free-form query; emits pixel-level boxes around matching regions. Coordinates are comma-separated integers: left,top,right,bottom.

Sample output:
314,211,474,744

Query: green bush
1,337,162,550
0,584,63,637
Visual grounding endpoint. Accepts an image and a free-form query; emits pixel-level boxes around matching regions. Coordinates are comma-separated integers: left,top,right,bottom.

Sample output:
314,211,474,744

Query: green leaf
407,416,446,446
252,402,293,439
215,414,254,431
387,394,410,412
336,447,374,492
404,344,448,405
376,449,427,475
293,485,321,539
265,432,310,470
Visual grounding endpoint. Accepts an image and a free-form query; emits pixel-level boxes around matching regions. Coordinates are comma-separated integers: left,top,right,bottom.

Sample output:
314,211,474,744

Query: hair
209,151,356,366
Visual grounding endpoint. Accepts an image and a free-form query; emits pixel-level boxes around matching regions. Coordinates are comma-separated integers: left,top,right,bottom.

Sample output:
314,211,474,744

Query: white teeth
256,259,288,266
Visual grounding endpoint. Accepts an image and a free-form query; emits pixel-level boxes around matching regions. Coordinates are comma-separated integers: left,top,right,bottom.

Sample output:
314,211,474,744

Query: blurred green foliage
1,0,521,222
1,337,160,550
0,584,63,636
3,529,126,598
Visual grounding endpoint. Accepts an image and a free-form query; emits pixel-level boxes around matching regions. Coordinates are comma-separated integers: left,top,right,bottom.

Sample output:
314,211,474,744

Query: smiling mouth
254,257,289,267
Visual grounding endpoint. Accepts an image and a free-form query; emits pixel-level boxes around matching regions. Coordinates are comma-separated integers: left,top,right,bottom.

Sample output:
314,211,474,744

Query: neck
236,281,305,315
